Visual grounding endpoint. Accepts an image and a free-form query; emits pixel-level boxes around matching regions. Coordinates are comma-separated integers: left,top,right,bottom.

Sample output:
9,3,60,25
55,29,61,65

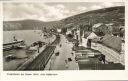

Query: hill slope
3,6,124,31
61,6,124,27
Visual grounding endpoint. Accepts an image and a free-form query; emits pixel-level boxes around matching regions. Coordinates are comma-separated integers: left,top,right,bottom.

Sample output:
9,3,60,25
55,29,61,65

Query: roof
75,48,101,56
78,58,102,70
84,32,92,38
93,23,103,28
105,23,114,26
87,32,99,39
101,34,122,52
79,62,124,70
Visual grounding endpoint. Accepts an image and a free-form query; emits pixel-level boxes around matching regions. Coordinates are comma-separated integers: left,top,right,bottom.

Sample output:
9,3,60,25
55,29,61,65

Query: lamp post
49,59,52,70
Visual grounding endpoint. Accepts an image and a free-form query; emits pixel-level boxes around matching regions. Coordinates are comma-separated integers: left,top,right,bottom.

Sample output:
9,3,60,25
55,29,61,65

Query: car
55,52,59,56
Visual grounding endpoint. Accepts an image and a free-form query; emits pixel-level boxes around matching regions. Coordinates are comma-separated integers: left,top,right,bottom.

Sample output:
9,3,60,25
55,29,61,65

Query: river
3,30,54,70
3,30,45,45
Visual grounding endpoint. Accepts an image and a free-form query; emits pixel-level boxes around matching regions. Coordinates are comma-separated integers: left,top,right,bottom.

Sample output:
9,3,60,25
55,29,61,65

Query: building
92,23,112,36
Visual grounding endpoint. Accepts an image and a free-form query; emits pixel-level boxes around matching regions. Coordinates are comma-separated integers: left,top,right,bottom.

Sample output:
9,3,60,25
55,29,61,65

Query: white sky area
3,2,124,21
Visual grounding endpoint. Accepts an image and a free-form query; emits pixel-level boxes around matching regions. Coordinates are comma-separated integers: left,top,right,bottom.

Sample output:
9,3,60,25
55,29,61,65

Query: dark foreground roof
78,60,125,70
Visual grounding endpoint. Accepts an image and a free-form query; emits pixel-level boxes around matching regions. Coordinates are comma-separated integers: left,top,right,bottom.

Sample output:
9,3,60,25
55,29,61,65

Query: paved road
45,34,79,70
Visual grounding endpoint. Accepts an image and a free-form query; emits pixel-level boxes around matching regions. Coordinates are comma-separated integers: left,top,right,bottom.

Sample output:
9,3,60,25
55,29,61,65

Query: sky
3,2,124,21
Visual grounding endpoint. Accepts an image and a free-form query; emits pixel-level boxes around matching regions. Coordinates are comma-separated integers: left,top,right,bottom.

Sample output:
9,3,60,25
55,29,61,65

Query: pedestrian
101,54,106,64
68,58,72,62
65,60,68,64
71,52,74,56
13,36,17,41
65,60,68,68
99,54,106,64
60,44,62,47
75,56,78,62
87,39,91,48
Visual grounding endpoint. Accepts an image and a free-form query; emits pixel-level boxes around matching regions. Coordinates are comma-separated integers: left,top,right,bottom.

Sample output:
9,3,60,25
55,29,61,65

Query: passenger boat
3,40,25,51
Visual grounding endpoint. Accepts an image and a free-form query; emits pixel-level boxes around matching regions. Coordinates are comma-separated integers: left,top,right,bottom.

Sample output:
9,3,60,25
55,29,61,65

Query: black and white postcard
0,0,128,81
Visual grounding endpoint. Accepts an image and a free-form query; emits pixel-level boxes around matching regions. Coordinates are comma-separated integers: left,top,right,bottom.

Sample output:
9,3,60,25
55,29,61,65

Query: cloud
90,2,124,11
4,3,45,21
3,3,70,21
76,6,87,13
90,5,102,10
3,2,124,21
55,4,65,9
102,2,114,7
102,2,124,8
77,6,87,11
114,2,124,6
42,4,70,20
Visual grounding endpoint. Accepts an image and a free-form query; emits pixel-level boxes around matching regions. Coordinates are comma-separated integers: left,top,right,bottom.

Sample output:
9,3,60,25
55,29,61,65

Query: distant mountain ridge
3,19,62,31
3,6,124,31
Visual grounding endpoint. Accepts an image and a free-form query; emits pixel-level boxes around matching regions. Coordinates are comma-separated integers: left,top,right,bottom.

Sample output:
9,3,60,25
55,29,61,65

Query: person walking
101,54,106,64
65,60,69,69
60,44,62,47
99,54,106,64
87,39,92,48
71,52,74,56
